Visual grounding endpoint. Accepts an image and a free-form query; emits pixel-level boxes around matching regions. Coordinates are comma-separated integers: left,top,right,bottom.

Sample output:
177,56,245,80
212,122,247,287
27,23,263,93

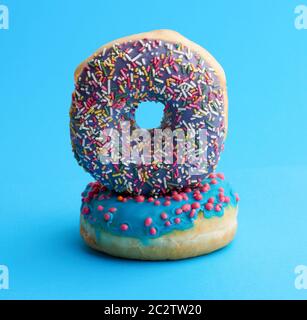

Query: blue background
1,0,307,299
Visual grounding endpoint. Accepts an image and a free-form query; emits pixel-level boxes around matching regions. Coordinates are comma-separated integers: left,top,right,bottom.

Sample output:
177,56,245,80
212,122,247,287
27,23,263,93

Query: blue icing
81,175,238,241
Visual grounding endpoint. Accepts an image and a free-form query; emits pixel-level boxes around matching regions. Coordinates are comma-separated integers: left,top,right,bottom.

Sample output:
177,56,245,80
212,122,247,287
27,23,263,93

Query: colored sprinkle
120,223,129,231
144,217,153,226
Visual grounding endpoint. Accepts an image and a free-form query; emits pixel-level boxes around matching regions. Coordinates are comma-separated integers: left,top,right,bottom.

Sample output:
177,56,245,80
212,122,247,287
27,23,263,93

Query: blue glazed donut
80,172,239,260
70,30,227,195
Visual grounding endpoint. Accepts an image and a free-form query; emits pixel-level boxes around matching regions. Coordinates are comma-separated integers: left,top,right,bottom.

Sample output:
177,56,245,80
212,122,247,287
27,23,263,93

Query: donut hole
135,101,164,129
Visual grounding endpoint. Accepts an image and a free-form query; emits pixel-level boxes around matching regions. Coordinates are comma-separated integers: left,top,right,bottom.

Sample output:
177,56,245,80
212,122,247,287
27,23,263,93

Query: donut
80,173,239,260
70,30,228,195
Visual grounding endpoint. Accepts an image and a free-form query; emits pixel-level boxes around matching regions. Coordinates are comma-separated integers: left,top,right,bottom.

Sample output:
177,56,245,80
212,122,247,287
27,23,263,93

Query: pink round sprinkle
192,202,200,209
147,197,154,203
160,212,168,220
144,217,152,227
165,196,171,200
82,207,90,215
109,207,117,213
193,193,203,201
174,217,181,224
182,204,191,212
218,187,224,192
104,213,110,221
150,227,157,235
135,195,145,203
208,197,215,204
210,179,218,185
172,194,183,201
217,173,225,180
189,209,196,218
83,197,89,203
205,203,214,211
224,196,230,203
176,208,183,215
215,204,222,212
201,183,210,192
194,189,201,194
235,193,240,202
209,173,216,179
219,193,225,202
185,187,192,193
165,221,171,227
120,224,128,231
182,194,189,201
154,200,161,206
163,200,171,206
97,205,104,211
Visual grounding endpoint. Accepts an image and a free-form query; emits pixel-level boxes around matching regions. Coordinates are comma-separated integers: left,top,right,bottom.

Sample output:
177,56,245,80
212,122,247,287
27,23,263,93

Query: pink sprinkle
144,217,152,227
192,202,200,209
185,187,192,193
205,203,214,211
150,227,157,235
219,193,225,202
210,179,218,185
174,217,181,224
224,196,230,203
201,183,210,192
120,224,128,231
217,173,225,180
165,221,171,227
82,207,90,215
83,197,89,203
135,195,145,203
208,197,215,204
109,207,117,213
182,204,191,212
163,200,171,206
193,193,203,201
176,208,183,215
181,194,189,201
104,213,110,221
97,205,104,211
160,212,168,220
98,195,105,201
209,173,216,179
189,209,196,218
148,197,154,203
215,204,222,212
154,200,161,206
172,194,183,201
235,193,240,202
165,196,171,200
218,187,224,192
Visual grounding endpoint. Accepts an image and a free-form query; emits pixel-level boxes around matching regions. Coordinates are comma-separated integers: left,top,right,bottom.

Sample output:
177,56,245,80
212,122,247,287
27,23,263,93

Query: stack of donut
70,30,239,260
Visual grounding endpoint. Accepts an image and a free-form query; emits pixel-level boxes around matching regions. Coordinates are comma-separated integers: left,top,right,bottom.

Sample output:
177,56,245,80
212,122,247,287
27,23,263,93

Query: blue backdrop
1,0,307,299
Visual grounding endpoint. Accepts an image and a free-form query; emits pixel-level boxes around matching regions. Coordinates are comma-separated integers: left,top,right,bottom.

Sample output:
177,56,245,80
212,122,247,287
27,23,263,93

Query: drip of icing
81,173,238,241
